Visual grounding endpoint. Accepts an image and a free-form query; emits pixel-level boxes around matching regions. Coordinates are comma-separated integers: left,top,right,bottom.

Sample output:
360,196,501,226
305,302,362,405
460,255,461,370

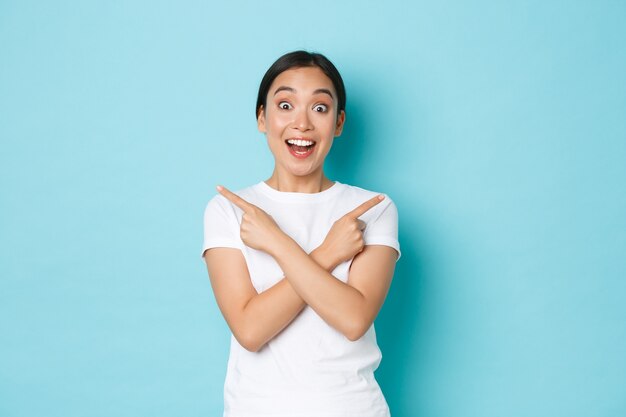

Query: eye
278,101,293,110
313,104,328,112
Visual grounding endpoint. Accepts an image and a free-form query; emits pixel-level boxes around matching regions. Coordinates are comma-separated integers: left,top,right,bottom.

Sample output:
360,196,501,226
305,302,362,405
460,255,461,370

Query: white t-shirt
201,180,400,417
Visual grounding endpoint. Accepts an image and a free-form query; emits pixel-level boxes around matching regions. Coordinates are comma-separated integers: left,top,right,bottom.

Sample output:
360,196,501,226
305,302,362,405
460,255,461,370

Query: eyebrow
313,88,334,99
273,86,295,95
273,86,335,99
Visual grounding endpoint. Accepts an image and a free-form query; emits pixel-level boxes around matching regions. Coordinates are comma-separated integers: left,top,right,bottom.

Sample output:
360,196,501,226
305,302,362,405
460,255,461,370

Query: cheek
266,111,291,129
318,116,338,134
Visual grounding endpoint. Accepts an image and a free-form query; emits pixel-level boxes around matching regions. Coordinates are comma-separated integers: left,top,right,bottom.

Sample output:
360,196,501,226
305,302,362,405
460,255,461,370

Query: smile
285,138,316,159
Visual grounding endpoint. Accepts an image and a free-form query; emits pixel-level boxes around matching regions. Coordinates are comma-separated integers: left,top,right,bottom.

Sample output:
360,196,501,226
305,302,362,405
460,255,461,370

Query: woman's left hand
217,185,286,254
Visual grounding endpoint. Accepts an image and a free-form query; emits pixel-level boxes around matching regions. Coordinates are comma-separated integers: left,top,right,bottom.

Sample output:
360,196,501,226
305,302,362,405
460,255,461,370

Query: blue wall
1,1,624,416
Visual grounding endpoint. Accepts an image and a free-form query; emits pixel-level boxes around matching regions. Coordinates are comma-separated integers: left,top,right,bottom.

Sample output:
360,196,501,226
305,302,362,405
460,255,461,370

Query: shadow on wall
324,94,370,181
376,223,427,416
325,78,426,416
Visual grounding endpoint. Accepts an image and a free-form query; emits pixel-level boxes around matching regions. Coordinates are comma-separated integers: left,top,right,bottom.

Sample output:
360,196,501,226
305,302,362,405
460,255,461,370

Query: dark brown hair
255,50,346,118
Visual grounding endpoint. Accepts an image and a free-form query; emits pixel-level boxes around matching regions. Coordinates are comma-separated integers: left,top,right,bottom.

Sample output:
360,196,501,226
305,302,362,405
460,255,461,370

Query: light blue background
1,1,625,416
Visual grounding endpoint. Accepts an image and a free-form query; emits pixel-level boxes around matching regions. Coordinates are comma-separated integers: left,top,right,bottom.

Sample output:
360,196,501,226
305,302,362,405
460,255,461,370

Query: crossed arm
203,186,398,352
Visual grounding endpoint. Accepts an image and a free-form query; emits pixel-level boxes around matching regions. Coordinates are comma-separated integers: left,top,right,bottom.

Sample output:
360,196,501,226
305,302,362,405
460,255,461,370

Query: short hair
255,50,346,118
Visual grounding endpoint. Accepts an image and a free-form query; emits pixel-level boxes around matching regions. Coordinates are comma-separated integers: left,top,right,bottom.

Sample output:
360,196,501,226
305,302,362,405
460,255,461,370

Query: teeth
287,139,314,146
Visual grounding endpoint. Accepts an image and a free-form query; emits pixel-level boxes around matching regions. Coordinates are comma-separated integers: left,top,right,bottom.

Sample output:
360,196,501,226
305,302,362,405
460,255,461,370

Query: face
257,66,345,180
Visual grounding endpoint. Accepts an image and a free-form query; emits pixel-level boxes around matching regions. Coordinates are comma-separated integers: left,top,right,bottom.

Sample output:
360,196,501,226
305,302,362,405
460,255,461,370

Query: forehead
269,67,336,96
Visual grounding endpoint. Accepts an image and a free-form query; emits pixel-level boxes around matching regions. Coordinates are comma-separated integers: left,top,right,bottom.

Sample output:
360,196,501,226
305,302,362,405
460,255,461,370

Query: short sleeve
201,195,243,258
362,198,401,261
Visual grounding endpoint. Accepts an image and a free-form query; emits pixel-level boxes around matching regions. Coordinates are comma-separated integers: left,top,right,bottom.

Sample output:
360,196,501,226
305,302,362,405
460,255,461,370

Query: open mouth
285,138,316,159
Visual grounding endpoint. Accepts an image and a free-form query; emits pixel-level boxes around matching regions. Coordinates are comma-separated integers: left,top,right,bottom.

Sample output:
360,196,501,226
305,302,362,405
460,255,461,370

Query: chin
288,168,315,178
286,163,318,178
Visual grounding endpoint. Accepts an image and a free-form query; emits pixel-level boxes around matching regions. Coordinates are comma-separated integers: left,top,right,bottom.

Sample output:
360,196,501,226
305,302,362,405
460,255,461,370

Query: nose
293,108,313,131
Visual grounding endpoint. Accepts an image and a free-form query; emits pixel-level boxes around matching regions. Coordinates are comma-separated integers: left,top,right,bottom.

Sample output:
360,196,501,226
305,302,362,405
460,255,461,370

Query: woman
202,50,400,417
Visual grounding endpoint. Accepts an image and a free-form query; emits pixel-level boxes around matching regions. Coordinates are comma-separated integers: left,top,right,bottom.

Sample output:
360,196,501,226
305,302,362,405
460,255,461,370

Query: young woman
202,51,400,417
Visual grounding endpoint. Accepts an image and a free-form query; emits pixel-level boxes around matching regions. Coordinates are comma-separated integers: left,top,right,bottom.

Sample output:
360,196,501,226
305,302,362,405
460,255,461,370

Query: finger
216,185,255,212
347,194,385,218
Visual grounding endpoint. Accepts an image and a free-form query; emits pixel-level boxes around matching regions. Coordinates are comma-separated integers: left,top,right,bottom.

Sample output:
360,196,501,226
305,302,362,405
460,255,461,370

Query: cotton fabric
202,181,400,417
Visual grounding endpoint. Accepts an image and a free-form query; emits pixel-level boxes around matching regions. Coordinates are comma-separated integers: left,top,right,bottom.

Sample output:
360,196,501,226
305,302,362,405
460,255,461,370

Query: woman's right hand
216,185,288,255
317,195,385,269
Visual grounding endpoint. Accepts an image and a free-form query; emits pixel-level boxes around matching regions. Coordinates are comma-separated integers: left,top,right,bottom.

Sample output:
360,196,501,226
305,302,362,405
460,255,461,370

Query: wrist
310,246,337,272
267,232,297,259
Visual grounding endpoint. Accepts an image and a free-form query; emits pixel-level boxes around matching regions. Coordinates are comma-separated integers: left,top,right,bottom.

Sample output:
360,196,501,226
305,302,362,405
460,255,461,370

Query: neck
265,170,334,193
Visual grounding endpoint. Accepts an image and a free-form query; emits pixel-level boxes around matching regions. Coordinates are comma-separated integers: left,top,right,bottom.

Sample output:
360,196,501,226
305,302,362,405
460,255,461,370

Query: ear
334,110,346,137
257,106,266,133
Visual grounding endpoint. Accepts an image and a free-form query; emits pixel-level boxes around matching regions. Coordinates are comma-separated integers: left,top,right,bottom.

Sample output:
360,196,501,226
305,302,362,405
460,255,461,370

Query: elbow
235,329,264,353
240,340,262,353
345,328,366,342
344,319,371,342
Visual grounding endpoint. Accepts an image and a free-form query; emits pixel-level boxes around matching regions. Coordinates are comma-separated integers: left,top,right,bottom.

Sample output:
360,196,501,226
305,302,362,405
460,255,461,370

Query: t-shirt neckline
255,180,343,203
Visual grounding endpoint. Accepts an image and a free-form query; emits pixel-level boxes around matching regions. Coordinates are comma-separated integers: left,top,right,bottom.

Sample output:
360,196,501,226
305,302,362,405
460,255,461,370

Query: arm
204,246,335,352
215,185,397,342
270,236,398,341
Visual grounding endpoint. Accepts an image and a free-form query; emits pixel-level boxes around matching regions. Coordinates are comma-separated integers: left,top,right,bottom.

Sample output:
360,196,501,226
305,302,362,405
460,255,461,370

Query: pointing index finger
347,194,385,219
216,185,254,212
